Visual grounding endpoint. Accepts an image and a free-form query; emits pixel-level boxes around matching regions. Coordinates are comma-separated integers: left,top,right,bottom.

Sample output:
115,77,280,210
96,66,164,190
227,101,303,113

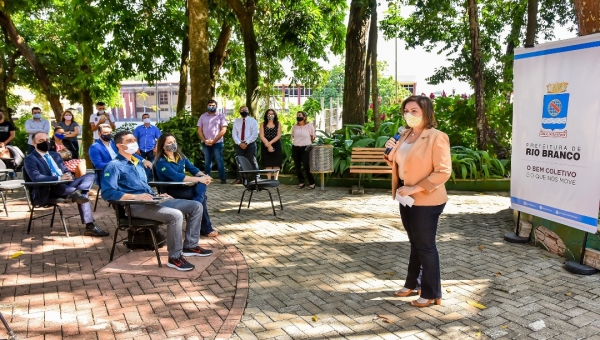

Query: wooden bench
349,147,392,194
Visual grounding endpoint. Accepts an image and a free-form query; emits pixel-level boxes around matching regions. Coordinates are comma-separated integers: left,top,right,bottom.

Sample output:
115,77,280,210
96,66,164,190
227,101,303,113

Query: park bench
349,147,392,194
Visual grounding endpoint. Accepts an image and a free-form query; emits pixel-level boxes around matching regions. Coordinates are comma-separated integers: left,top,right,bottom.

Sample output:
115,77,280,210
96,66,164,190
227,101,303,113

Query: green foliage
114,123,139,134
156,111,205,169
11,112,32,154
450,146,510,181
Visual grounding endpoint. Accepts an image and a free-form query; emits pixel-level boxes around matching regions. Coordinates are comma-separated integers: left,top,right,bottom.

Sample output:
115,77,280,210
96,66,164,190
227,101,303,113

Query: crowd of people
5,96,452,309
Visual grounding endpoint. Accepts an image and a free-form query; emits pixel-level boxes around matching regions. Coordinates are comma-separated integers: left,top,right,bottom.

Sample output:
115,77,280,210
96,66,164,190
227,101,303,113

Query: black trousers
52,173,95,225
399,202,446,299
234,142,258,180
292,145,314,185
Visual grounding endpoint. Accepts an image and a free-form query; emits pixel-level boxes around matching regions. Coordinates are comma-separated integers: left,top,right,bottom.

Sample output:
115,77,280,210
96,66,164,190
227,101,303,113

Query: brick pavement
1,184,600,339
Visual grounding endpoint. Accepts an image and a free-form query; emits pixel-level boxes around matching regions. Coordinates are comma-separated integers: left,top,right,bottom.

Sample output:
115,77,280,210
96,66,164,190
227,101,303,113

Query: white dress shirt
90,112,116,139
232,117,259,145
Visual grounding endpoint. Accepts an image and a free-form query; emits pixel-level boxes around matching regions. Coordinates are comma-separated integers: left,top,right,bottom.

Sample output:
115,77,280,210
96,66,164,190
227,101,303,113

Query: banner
512,35,600,234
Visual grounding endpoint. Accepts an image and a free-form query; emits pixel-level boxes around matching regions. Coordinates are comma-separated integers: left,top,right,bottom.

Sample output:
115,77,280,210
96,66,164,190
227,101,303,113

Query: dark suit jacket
24,151,71,206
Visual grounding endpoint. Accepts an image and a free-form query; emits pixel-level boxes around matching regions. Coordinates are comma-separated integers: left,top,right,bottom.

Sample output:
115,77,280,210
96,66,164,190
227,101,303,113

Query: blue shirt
155,155,201,182
133,124,161,152
101,154,154,201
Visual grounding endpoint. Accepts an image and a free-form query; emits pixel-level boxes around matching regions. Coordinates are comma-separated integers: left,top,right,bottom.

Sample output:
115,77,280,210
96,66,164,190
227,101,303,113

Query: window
159,92,169,105
401,84,415,94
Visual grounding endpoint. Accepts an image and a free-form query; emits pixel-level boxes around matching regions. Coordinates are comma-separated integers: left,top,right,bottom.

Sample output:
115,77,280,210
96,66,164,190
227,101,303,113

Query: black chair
22,168,79,237
108,200,166,267
1,145,24,179
92,168,104,212
235,156,283,216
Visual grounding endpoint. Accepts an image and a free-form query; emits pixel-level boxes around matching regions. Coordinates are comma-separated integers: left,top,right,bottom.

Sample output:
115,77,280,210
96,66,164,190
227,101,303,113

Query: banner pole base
504,232,529,243
564,261,597,275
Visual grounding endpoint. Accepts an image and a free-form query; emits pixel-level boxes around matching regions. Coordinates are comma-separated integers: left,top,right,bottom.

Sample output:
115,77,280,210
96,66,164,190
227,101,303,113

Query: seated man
101,131,213,271
23,132,109,237
89,123,152,171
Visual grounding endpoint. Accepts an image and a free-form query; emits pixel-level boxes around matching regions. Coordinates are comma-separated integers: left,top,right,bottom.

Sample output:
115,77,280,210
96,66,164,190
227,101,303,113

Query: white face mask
143,118,151,124
64,115,72,120
123,142,139,155
404,113,423,128
98,110,105,114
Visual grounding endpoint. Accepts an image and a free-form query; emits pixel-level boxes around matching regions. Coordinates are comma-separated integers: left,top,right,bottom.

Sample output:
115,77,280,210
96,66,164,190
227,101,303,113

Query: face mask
404,113,423,128
165,143,178,152
33,113,42,119
100,134,112,142
98,110,105,114
240,110,248,118
207,106,217,112
0,114,4,120
37,141,50,152
296,116,304,122
143,118,151,124
54,133,65,140
123,142,138,155
64,116,72,121
267,115,274,120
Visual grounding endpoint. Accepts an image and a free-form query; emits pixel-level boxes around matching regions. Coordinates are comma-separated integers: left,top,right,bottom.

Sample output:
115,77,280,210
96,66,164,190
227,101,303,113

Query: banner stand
564,232,598,275
504,211,530,243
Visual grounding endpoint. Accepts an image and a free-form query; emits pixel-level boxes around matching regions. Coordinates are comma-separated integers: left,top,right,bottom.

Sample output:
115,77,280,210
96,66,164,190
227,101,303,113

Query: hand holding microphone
384,127,407,155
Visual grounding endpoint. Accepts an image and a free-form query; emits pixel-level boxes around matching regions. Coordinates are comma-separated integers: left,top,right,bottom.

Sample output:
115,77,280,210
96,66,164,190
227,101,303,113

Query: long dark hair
263,109,279,127
296,111,308,124
155,133,185,164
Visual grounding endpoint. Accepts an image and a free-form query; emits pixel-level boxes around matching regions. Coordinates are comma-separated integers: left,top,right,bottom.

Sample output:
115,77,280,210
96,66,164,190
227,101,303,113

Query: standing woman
57,110,81,157
259,109,282,179
383,95,451,307
291,111,316,189
50,126,86,178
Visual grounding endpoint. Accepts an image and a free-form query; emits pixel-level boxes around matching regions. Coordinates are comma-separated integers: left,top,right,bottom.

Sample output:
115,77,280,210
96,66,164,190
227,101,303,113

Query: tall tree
343,0,370,126
467,0,488,150
177,2,190,115
573,0,599,35
369,0,380,129
189,0,211,117
525,0,539,46
0,36,20,114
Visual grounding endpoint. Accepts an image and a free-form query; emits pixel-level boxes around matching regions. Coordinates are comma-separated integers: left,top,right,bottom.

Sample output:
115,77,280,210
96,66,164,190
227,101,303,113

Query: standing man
25,107,50,154
0,109,15,147
24,132,109,237
133,113,161,162
90,102,116,140
197,100,228,184
232,106,259,184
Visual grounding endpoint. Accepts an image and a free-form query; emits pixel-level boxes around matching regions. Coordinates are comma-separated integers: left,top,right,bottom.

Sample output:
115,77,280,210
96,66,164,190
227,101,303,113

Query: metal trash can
309,144,334,190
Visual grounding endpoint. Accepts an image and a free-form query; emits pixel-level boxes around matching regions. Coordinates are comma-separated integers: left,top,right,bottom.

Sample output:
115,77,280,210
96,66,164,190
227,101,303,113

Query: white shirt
104,142,117,159
232,117,259,145
395,141,414,181
89,112,116,139
36,150,63,177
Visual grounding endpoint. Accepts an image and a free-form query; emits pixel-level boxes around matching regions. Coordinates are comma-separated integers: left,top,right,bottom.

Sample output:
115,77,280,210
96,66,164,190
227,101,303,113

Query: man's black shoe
65,191,90,204
84,225,110,237
167,256,195,271
220,179,227,184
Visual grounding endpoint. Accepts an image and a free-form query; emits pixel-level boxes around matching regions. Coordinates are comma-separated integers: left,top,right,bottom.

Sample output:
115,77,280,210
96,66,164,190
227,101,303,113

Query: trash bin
309,144,333,190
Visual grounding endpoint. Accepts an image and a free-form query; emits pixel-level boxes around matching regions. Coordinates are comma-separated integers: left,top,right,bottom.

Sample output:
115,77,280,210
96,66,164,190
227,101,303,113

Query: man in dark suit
24,132,109,237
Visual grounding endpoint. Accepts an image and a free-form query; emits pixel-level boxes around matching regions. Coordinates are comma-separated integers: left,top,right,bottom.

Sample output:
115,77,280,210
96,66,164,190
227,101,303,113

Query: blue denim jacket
155,155,201,182
101,154,154,201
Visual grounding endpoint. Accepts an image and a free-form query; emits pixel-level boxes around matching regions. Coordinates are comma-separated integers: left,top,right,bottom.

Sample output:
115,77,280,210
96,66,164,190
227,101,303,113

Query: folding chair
235,156,283,216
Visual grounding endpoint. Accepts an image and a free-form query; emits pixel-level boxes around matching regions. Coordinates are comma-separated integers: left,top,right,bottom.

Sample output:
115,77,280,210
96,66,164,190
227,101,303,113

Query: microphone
384,127,407,155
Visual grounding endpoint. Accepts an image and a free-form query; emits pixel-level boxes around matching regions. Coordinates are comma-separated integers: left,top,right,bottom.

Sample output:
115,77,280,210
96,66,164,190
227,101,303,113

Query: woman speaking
383,95,451,307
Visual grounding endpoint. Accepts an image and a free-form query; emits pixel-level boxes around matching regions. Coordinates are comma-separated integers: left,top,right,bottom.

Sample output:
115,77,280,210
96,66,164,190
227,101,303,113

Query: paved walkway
1,183,600,339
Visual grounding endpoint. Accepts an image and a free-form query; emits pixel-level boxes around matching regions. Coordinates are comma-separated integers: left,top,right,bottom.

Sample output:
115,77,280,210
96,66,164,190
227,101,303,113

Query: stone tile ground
1,183,600,339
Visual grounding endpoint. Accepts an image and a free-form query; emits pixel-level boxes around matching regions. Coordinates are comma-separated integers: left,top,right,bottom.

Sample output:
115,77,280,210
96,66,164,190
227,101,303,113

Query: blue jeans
399,203,446,299
192,184,214,235
202,142,226,180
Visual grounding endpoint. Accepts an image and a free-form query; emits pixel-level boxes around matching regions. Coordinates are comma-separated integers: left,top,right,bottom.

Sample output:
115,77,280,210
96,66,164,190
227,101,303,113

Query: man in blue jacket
101,131,213,271
23,132,109,237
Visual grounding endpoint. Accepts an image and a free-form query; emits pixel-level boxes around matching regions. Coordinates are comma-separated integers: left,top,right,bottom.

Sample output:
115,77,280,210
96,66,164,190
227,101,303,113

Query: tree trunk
467,0,488,151
364,27,371,124
370,3,380,130
0,10,63,120
525,0,538,46
209,22,232,98
573,0,600,35
343,0,370,126
80,89,94,168
176,4,190,115
188,0,211,118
